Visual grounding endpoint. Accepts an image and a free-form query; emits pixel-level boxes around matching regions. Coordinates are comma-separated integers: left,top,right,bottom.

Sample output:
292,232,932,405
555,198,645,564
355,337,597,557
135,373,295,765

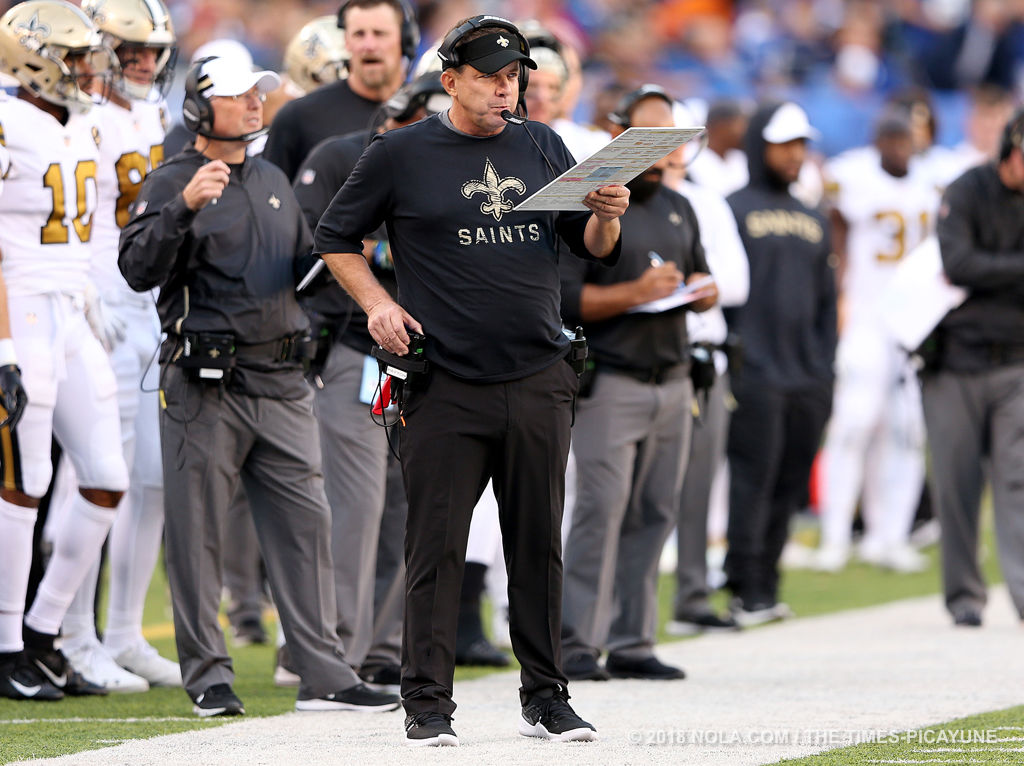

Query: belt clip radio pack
568,326,588,376
177,332,236,382
371,331,429,405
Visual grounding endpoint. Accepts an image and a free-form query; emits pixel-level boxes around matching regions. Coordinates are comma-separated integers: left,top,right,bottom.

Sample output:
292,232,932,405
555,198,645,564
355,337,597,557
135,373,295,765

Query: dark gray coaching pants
159,364,360,701
398,360,577,717
921,363,1024,619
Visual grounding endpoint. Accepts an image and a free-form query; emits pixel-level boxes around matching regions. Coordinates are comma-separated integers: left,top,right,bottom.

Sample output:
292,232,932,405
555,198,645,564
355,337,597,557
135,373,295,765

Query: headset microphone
501,109,557,180
500,109,526,126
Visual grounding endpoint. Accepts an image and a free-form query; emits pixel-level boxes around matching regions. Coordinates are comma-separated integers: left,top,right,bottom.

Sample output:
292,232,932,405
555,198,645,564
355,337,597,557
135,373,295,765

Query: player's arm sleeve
314,137,392,257
938,177,1024,287
701,192,749,307
118,170,197,291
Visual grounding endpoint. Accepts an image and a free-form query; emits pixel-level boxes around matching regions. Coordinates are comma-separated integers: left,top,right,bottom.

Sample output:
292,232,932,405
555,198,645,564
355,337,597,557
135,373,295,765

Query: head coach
315,15,628,747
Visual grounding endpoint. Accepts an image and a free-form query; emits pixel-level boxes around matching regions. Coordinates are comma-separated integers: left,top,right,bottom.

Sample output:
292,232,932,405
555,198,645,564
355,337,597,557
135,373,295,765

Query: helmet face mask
82,0,177,102
0,1,118,114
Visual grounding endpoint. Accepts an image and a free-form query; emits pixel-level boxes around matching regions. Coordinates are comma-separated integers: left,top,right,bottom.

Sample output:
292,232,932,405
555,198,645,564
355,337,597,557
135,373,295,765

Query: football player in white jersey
0,0,130,701
44,0,181,693
813,109,940,573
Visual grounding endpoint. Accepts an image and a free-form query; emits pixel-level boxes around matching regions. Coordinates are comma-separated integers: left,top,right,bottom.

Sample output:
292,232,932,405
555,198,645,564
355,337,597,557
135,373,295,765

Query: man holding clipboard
558,84,717,682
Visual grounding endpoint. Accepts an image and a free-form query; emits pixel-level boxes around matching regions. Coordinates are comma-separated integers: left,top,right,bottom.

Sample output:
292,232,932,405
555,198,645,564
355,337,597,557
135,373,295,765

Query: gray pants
160,364,359,700
314,343,405,669
921,363,1024,618
222,491,264,629
674,371,730,618
563,371,692,659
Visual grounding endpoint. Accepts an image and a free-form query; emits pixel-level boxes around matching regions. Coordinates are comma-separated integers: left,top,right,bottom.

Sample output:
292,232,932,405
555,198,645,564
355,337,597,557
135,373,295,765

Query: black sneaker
563,652,610,681
953,608,982,627
25,645,106,696
295,682,400,712
0,652,63,701
231,617,268,647
193,683,245,717
455,637,510,667
359,663,401,693
405,712,459,747
605,654,686,680
666,611,740,636
519,688,597,742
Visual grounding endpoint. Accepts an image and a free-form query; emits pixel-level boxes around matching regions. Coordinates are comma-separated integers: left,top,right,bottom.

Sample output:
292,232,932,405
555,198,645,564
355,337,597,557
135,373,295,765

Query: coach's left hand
584,184,630,222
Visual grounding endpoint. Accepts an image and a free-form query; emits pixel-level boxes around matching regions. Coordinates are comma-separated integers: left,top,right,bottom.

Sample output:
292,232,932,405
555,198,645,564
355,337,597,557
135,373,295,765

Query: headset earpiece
337,0,420,61
182,56,217,136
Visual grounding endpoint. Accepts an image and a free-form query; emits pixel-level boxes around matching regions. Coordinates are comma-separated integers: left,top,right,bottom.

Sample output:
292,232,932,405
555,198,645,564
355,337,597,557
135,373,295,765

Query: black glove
0,364,28,430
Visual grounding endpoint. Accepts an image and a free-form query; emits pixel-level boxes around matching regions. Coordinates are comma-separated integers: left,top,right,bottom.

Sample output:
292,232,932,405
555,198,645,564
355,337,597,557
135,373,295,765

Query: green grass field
0,514,1006,764
777,705,1024,765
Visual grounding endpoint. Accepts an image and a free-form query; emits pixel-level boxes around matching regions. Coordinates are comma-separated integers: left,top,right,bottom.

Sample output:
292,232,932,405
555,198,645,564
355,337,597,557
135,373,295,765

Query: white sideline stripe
0,717,206,724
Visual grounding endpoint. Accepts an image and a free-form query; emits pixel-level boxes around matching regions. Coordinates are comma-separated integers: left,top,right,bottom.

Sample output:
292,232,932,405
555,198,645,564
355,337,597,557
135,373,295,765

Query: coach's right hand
635,262,683,302
367,298,423,356
182,160,231,211
0,363,28,431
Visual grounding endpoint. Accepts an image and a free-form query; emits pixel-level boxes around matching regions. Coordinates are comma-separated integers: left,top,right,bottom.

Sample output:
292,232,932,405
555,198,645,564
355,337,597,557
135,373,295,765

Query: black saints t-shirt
315,113,619,382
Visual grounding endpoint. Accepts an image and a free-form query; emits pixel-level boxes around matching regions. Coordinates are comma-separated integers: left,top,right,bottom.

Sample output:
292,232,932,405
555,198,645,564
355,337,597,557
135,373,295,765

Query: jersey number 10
41,160,98,245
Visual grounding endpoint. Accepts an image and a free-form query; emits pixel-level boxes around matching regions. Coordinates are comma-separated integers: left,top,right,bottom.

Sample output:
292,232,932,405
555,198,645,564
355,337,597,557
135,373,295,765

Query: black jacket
293,129,396,355
118,148,314,399
936,162,1024,372
724,102,836,390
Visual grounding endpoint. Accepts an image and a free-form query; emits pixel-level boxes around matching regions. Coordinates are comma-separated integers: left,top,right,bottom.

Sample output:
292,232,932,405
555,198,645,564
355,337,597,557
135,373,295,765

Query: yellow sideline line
141,610,278,641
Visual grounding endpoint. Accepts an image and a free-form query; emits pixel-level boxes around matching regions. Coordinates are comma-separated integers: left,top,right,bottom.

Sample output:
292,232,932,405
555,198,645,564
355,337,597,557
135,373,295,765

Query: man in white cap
118,56,400,717
722,101,837,626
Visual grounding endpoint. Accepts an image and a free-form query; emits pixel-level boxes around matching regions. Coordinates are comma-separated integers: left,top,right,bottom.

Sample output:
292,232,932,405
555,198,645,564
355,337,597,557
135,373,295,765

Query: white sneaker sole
192,705,244,717
406,733,460,747
518,718,598,742
295,698,401,712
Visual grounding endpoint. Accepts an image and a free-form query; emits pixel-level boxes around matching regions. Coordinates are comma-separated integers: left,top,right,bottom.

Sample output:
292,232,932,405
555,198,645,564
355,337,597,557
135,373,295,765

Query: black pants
725,376,831,605
399,360,577,716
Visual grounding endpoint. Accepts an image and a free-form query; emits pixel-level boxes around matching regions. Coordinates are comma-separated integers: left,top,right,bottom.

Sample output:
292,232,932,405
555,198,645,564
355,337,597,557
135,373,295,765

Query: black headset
182,56,217,136
337,0,420,61
436,15,532,115
1000,107,1024,161
608,83,673,129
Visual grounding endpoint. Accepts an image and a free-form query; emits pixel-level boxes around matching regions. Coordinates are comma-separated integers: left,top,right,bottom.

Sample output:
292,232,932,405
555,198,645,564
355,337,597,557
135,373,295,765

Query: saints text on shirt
745,209,823,243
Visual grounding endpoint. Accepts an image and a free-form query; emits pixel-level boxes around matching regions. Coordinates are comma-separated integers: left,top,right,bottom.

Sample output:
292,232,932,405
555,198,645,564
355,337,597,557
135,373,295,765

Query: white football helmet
81,0,176,101
283,16,348,95
0,0,116,114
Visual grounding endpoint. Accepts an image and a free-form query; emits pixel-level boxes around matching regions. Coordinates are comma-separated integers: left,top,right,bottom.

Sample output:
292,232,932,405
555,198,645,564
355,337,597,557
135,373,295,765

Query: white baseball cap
762,102,820,144
198,56,280,98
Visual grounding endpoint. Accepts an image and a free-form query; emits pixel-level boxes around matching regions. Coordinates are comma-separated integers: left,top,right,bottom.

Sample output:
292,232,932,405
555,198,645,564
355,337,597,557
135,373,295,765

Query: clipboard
513,126,704,212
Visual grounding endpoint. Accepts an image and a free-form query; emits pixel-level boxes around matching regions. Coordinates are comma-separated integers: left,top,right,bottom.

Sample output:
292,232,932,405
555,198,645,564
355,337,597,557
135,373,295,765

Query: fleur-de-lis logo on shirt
461,158,525,222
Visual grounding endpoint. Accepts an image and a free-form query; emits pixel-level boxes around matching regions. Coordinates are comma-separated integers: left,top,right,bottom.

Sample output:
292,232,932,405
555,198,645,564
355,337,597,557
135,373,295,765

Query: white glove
83,283,127,353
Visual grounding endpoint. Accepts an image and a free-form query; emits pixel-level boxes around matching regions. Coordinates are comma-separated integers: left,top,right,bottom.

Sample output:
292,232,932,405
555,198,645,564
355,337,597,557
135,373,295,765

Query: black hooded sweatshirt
724,102,837,390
